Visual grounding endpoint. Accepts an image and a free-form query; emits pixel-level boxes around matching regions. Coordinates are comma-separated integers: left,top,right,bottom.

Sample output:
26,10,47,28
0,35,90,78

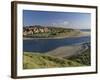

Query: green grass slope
23,52,83,69
67,48,91,65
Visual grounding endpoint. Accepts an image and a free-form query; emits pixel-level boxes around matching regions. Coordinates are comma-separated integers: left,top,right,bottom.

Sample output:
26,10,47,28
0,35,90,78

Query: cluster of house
23,26,50,36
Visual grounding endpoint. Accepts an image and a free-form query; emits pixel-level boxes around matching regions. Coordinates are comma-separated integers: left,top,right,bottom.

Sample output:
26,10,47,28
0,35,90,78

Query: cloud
63,21,69,25
52,21,69,27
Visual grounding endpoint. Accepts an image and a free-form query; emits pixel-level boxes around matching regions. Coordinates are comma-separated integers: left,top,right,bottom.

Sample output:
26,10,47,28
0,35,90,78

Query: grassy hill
23,52,83,69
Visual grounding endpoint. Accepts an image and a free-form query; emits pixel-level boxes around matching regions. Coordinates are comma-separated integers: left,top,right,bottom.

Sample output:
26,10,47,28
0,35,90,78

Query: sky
23,10,91,29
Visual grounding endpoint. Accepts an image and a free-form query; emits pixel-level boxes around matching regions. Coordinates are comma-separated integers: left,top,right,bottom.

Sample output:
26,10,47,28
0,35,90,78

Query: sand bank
46,44,88,58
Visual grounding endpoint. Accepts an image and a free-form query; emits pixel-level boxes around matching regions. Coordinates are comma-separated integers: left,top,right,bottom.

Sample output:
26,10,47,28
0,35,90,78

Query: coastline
23,31,90,40
23,43,89,58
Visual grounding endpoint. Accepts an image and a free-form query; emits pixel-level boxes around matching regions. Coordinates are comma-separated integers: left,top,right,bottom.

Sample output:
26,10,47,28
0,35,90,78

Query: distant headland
23,25,90,39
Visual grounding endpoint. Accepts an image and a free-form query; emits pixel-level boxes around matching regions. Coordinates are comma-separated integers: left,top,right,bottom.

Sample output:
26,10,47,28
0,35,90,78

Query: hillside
23,52,83,69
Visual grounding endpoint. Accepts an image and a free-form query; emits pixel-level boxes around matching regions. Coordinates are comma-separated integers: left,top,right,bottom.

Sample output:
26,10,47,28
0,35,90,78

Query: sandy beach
77,31,90,37
46,44,88,58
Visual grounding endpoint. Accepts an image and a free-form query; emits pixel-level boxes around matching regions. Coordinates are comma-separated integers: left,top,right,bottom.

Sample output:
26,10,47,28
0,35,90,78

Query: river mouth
23,36,90,53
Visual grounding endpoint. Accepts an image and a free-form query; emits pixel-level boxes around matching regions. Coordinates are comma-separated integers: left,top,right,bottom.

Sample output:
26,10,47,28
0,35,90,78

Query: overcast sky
23,10,91,29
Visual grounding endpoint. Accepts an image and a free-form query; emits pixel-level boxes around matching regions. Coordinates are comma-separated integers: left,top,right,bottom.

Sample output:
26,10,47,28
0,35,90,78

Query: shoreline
23,31,90,40
23,43,89,58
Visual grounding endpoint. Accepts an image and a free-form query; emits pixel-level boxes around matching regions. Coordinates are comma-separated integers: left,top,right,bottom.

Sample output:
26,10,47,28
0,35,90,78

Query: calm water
23,36,90,53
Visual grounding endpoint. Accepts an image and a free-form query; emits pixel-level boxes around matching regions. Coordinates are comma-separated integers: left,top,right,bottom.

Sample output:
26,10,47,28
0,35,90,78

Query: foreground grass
67,48,91,66
23,52,83,69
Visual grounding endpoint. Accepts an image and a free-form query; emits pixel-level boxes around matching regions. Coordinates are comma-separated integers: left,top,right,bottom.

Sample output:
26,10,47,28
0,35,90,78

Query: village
23,25,50,36
23,25,76,38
